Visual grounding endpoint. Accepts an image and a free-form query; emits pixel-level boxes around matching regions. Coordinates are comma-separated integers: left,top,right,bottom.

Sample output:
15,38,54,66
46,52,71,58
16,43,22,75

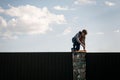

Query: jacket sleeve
75,33,86,48
82,37,85,46
76,33,81,44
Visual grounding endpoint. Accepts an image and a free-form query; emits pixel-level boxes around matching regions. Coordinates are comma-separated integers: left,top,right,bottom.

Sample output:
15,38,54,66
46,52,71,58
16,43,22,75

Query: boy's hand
83,50,86,52
80,43,86,51
81,44,85,49
83,45,85,48
82,45,86,52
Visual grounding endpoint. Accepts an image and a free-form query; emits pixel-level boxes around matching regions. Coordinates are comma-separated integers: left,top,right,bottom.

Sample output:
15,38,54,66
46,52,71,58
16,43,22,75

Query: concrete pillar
72,51,86,80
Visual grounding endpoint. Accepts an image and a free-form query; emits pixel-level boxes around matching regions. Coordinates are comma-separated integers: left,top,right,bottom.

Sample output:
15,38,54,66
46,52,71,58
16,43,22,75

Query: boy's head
81,29,87,36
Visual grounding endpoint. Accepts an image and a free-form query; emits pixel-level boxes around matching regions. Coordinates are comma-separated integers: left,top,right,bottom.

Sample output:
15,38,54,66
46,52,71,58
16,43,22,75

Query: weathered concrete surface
72,51,86,80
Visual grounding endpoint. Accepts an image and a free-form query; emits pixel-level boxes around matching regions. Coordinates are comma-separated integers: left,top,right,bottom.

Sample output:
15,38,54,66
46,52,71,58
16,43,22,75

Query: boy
72,29,87,52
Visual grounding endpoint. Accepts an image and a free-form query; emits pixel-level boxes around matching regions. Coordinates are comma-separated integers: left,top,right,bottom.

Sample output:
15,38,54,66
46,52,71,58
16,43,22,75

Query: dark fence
0,52,120,80
0,52,73,80
86,53,120,80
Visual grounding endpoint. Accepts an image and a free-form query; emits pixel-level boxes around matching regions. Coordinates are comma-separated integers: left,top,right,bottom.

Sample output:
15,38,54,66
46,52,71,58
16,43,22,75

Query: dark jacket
72,31,85,45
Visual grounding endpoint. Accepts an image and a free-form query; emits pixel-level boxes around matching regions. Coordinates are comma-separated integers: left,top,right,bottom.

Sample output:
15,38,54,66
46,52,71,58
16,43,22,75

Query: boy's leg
76,42,80,51
72,42,76,52
72,38,77,51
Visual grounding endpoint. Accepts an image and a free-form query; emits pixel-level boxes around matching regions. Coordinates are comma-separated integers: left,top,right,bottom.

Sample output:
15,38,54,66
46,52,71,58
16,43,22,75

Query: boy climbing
72,29,87,52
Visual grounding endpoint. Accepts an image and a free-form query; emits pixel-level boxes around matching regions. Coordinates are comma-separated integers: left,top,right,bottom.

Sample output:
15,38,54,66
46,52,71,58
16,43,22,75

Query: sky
0,0,120,52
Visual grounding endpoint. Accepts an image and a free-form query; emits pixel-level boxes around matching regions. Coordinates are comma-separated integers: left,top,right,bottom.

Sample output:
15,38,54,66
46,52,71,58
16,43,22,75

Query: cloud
74,0,96,5
105,1,115,7
96,32,104,35
73,16,79,21
0,5,66,39
114,29,119,33
53,5,74,11
0,16,7,27
1,31,18,40
56,27,72,37
62,27,72,35
0,7,4,13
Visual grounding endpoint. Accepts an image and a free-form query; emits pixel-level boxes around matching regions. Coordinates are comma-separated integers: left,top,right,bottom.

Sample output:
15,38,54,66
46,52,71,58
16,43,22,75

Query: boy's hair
82,29,87,35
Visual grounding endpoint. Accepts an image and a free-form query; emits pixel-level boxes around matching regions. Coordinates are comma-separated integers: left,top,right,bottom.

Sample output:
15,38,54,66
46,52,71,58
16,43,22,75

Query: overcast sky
0,0,120,52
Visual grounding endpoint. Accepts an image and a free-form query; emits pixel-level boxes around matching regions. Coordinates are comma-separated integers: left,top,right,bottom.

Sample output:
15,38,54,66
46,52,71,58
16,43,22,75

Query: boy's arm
76,34,85,48
76,33,86,50
76,33,84,46
83,37,86,50
76,33,82,44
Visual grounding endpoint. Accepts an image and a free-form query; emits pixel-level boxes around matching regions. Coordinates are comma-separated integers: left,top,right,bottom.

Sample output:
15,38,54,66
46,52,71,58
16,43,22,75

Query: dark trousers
72,38,80,51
